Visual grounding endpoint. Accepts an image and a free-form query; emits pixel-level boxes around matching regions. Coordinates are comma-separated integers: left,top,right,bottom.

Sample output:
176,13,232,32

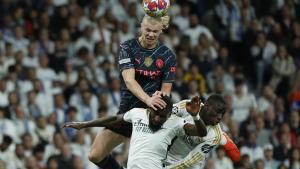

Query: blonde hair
142,15,170,30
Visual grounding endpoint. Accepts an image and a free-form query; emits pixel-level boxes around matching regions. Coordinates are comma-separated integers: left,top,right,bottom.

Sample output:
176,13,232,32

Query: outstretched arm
183,96,207,137
221,132,240,163
63,114,124,130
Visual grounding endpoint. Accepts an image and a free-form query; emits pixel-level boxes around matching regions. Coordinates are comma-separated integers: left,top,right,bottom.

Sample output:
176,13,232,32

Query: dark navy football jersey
118,38,176,113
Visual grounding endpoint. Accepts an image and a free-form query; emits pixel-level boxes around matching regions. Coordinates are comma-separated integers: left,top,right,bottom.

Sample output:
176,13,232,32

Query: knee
88,149,104,163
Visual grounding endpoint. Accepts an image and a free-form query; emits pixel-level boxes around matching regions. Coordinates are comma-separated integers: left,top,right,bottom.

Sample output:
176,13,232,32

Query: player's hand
146,95,166,110
63,121,85,130
152,91,168,96
186,96,203,116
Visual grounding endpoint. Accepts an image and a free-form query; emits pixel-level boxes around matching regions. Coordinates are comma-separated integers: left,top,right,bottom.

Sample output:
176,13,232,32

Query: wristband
192,114,200,121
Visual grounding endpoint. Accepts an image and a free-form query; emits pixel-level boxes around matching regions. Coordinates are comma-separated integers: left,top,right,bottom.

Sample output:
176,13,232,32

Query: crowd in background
0,0,299,169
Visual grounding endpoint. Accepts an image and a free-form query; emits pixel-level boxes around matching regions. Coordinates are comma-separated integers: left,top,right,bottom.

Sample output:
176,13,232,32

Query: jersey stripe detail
169,153,204,169
212,126,222,145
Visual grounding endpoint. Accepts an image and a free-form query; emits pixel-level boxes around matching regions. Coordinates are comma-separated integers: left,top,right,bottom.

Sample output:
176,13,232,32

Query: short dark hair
206,94,226,116
154,95,173,115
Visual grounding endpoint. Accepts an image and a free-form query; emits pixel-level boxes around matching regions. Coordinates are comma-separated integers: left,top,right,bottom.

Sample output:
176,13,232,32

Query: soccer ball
142,0,170,18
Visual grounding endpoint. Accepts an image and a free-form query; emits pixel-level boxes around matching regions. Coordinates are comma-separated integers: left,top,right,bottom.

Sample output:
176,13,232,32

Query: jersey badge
144,56,153,67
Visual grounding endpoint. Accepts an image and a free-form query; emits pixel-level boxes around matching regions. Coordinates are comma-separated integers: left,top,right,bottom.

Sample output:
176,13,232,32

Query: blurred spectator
257,85,276,113
273,132,292,162
35,116,55,144
240,131,264,163
184,14,214,47
172,3,191,32
55,143,75,169
255,115,272,146
0,135,14,169
0,108,17,141
286,148,300,169
206,64,234,93
250,31,277,90
44,132,64,162
214,146,234,169
12,143,26,169
254,159,265,169
263,144,280,169
46,155,58,169
270,44,296,97
183,63,207,96
231,77,257,123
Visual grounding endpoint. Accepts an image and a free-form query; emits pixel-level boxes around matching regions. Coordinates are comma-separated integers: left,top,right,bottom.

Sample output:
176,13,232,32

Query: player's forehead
142,20,162,31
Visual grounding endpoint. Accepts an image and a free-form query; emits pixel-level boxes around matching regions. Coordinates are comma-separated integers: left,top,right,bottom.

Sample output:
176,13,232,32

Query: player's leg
89,128,126,169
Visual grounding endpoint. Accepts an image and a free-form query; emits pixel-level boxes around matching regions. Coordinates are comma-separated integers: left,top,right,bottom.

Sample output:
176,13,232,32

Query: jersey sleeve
118,43,134,71
123,109,135,122
220,132,241,163
172,100,190,118
165,142,206,169
162,50,176,83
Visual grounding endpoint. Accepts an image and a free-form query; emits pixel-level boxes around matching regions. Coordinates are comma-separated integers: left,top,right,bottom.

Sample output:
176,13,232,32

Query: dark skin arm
62,114,124,130
183,96,208,137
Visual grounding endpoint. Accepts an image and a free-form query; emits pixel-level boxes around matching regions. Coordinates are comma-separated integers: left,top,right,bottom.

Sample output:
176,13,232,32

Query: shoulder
158,43,176,57
125,108,147,117
164,114,185,128
206,124,223,145
120,39,137,50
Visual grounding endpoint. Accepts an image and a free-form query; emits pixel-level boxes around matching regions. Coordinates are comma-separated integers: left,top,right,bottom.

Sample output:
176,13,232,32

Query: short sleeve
123,109,135,122
172,100,190,118
162,50,176,83
118,43,134,71
219,132,227,145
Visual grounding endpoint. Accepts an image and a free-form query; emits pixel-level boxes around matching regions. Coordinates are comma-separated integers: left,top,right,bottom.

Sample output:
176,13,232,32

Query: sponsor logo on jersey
135,69,161,80
133,119,153,134
201,144,215,154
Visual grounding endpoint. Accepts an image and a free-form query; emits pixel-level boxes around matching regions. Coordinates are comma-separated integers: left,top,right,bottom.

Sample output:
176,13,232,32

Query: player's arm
63,114,124,130
183,96,207,137
166,142,206,169
122,69,166,110
221,132,241,163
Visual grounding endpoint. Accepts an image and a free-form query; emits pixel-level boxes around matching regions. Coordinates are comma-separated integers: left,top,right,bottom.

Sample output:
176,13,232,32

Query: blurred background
0,0,299,169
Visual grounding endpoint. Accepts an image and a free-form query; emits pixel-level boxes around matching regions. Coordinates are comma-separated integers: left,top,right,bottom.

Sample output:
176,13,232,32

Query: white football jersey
164,100,226,169
123,108,186,169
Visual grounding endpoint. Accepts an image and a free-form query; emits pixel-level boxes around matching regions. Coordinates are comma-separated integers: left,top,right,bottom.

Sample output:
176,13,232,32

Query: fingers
152,91,168,96
152,91,162,96
153,95,167,108
62,122,80,130
148,95,167,110
191,96,200,103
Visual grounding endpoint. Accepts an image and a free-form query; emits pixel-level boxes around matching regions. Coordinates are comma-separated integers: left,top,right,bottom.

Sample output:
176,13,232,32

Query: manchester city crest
144,57,153,67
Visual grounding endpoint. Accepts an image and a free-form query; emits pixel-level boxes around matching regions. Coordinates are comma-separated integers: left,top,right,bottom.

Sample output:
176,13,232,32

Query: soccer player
64,95,207,169
165,95,240,169
89,14,176,168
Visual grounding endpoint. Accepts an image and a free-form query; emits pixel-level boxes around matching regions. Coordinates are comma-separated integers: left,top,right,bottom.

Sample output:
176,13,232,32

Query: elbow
231,151,241,163
124,79,133,88
198,128,208,137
